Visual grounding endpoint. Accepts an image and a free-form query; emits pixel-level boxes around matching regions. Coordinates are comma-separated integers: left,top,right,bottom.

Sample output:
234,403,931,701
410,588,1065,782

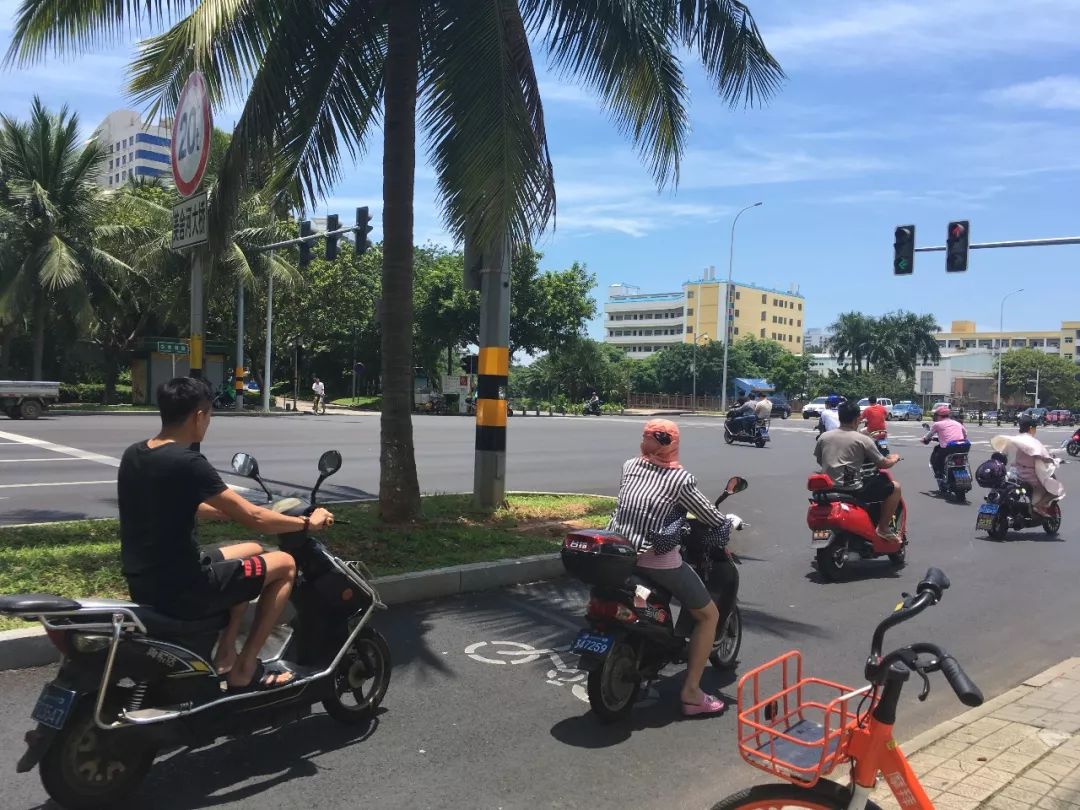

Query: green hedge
59,383,133,404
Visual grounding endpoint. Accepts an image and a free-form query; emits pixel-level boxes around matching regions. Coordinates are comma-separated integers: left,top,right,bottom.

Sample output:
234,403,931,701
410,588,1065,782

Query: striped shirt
607,457,731,569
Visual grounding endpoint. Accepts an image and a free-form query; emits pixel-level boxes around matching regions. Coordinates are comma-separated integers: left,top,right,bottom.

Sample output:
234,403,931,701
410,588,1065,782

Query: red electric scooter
806,466,907,581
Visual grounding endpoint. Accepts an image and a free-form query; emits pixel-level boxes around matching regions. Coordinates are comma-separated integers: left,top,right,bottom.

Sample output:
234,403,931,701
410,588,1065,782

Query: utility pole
234,279,244,410
469,232,511,508
720,201,762,411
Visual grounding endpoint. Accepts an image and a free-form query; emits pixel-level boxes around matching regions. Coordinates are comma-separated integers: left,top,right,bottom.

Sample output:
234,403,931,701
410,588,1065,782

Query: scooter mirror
725,476,749,494
318,450,342,476
231,452,259,478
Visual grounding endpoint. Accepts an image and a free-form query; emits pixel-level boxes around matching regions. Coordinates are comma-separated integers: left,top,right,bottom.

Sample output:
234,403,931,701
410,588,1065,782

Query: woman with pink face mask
606,419,734,716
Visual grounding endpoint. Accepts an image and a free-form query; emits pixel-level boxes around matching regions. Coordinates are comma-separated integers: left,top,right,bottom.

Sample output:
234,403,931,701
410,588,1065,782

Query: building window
797,336,801,343
108,159,113,170
687,326,693,334
798,303,802,311
1066,337,1074,344
760,312,766,321
798,320,801,327
687,291,695,299
736,291,741,300
760,328,766,338
772,316,777,323
734,309,739,317
734,328,739,335
761,294,766,304
686,308,693,316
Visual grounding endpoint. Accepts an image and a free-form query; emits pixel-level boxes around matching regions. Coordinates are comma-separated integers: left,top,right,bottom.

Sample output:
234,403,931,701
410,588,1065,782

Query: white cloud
762,0,1080,69
538,80,598,108
984,75,1080,111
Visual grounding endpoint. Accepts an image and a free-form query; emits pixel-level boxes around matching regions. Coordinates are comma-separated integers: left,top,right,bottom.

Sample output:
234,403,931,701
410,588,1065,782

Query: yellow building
683,278,805,353
935,320,1080,364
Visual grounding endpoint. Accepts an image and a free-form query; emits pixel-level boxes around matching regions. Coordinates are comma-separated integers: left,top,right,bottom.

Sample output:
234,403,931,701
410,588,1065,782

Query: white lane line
0,457,94,463
0,480,115,489
0,429,121,467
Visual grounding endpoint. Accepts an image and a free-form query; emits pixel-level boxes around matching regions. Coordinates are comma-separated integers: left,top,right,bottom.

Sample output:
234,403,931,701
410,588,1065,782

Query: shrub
59,383,133,404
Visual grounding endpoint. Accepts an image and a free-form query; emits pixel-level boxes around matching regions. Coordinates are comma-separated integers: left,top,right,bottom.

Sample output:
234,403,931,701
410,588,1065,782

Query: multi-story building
804,327,834,351
934,320,1080,364
91,109,172,188
603,270,806,360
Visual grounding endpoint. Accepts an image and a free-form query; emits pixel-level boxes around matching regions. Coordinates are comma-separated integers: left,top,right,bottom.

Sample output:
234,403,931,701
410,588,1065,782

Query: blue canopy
733,378,775,396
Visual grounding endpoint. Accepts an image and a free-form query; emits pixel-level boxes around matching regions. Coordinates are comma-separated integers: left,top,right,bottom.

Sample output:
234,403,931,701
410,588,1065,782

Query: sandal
681,693,726,717
227,660,296,693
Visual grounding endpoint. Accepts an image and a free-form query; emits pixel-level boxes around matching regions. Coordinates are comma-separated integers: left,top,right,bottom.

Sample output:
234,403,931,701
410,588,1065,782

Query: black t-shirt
118,441,228,604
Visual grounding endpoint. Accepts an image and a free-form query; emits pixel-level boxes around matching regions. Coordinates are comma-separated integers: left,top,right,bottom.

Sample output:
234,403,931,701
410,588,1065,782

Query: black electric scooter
1,450,391,810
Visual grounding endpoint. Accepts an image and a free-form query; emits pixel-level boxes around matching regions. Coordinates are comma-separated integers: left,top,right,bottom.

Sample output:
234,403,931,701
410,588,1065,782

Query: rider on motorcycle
815,401,903,541
921,405,969,478
818,394,842,433
861,395,888,436
729,396,757,436
607,419,735,717
118,377,335,693
994,416,1065,517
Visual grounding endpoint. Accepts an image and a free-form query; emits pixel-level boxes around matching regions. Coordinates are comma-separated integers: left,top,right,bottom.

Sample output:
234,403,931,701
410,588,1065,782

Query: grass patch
0,494,613,631
329,395,381,410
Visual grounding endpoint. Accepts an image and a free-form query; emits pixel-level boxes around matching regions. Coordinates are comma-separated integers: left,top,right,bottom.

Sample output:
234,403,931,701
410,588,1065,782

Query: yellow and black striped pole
473,235,511,507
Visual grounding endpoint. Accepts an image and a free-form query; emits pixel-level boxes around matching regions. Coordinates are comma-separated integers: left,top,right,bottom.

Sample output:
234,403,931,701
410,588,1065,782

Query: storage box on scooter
560,531,637,588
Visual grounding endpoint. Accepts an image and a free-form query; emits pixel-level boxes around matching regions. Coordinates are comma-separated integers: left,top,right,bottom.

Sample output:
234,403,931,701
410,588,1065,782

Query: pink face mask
640,419,682,469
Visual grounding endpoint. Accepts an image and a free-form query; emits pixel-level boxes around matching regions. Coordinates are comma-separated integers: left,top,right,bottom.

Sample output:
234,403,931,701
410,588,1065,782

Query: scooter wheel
815,541,848,581
723,430,734,445
1068,441,1080,457
323,628,392,725
39,700,155,810
710,605,742,670
888,541,907,568
988,514,1009,541
586,642,640,723
1043,508,1062,536
755,438,766,448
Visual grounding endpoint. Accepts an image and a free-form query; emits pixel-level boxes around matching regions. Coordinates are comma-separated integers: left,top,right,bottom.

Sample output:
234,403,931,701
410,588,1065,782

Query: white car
857,397,894,418
802,396,829,419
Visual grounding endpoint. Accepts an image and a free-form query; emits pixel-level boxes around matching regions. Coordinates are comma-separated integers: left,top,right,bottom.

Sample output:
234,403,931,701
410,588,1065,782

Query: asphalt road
2,414,1080,808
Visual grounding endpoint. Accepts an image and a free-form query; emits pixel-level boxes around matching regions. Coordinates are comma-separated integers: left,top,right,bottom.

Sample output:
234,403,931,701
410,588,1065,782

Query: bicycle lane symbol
463,640,659,706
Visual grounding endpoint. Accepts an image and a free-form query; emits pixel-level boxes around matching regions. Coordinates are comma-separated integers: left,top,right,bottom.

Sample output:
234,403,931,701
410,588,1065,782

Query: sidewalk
877,657,1080,809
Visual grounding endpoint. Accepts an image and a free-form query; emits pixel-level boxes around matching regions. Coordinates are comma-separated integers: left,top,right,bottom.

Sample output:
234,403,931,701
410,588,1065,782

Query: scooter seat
131,606,230,636
0,593,81,614
815,491,862,505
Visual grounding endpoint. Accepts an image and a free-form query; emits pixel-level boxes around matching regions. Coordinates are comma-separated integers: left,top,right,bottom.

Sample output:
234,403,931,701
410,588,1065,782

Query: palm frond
34,234,84,290
521,0,689,187
423,0,554,247
5,0,200,67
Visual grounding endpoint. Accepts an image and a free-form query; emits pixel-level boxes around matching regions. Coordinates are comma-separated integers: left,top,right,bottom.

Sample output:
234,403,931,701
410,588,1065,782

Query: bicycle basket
736,651,875,786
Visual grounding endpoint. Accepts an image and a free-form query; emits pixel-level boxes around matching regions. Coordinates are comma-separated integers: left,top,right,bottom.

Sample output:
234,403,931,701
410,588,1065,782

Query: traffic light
355,206,373,255
460,354,478,374
325,213,340,261
893,225,915,275
946,220,969,272
298,220,313,268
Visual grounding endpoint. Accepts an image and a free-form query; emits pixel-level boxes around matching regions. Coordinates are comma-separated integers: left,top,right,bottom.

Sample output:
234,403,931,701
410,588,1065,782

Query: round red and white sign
171,71,212,197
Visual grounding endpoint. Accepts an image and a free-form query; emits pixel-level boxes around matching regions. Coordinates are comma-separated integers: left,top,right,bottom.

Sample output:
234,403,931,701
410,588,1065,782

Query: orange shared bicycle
712,567,983,810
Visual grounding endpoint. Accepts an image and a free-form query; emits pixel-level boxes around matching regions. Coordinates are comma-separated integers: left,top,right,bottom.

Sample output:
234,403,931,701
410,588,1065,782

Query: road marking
0,429,121,466
0,457,93,463
0,480,116,489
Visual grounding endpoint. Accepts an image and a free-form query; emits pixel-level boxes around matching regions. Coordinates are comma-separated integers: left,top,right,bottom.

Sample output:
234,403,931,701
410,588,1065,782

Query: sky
1,0,1078,340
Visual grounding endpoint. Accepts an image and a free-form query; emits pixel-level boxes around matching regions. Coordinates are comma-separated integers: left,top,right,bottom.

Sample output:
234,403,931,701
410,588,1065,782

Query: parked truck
0,380,60,420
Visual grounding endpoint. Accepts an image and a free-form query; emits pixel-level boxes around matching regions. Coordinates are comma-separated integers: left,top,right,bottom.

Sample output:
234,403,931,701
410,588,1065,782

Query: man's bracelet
302,516,311,532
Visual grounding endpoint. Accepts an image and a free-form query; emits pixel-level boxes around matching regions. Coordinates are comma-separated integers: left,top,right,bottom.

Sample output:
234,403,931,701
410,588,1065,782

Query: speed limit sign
171,71,212,198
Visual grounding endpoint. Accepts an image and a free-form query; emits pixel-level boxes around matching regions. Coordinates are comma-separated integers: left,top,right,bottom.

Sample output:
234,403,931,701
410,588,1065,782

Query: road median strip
0,492,613,669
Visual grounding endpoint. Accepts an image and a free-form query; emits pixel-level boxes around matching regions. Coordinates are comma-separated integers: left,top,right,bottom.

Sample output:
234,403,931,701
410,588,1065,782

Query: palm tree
0,97,130,379
828,312,875,374
8,0,784,520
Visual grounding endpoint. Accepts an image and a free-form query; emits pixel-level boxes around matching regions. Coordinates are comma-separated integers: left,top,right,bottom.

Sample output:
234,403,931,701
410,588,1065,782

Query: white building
914,350,996,402
809,353,843,375
603,283,686,359
804,327,834,351
91,109,172,188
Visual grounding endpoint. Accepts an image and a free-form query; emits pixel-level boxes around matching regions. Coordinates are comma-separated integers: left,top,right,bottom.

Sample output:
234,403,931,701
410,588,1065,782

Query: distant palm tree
8,0,784,519
867,311,940,377
0,97,129,379
828,312,875,373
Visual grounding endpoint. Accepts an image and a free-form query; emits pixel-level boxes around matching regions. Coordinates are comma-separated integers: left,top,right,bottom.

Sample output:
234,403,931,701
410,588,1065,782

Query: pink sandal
681,693,726,717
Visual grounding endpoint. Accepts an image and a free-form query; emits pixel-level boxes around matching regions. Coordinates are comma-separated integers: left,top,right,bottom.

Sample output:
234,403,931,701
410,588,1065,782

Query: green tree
828,312,875,374
998,349,1080,408
868,311,940,376
0,98,130,379
767,351,813,399
510,250,596,357
10,0,783,519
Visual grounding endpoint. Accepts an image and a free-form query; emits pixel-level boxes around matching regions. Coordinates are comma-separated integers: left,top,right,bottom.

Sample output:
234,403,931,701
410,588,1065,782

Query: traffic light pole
234,278,244,411
473,234,511,509
915,235,1080,252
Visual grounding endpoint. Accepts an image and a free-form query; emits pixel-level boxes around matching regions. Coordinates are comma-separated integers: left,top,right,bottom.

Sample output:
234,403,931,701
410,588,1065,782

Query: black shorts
165,548,267,620
855,472,896,505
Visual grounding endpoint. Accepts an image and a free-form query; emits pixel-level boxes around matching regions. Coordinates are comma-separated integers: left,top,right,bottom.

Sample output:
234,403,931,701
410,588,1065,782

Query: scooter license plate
976,503,998,531
31,683,77,730
571,631,613,658
810,530,832,549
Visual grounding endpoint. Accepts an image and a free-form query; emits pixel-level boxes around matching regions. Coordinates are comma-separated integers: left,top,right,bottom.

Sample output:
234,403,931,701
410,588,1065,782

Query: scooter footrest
121,707,182,724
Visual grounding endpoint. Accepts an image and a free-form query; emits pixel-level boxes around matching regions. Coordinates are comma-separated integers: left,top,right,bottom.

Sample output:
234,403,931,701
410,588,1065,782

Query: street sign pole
234,278,244,410
472,233,511,508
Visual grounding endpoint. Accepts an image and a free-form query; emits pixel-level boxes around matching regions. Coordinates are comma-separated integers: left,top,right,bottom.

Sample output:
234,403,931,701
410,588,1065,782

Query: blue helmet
826,395,841,408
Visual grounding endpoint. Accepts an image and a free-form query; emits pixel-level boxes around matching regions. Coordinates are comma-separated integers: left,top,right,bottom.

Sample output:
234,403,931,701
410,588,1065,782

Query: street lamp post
692,333,709,411
720,201,763,412
996,288,1024,424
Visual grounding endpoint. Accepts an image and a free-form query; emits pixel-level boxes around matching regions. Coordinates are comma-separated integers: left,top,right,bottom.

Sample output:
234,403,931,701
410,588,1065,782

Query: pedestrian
311,376,325,414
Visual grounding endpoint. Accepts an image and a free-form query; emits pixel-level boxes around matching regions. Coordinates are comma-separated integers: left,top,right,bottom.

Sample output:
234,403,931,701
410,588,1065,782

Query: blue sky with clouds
1,0,1078,339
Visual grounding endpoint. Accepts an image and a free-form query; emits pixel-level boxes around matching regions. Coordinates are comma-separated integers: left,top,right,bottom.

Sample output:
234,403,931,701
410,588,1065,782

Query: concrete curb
897,657,1080,756
0,553,566,671
50,409,300,417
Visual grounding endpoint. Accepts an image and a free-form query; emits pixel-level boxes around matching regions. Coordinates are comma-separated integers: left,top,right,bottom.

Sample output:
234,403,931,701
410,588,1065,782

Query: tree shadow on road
0,508,97,525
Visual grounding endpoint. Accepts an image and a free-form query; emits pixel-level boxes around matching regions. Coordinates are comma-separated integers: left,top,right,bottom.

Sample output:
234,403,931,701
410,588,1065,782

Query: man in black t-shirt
119,377,334,692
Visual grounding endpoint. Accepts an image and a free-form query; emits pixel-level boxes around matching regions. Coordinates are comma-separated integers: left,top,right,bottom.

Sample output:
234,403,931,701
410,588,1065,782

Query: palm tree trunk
31,294,46,380
378,0,422,522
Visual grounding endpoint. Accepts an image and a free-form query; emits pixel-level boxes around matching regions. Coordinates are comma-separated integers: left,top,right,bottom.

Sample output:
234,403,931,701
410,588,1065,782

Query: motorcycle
0,450,391,809
807,465,907,581
860,425,889,455
976,451,1065,540
724,411,770,448
1064,429,1080,457
212,387,236,410
922,424,973,502
562,476,749,723
584,399,602,416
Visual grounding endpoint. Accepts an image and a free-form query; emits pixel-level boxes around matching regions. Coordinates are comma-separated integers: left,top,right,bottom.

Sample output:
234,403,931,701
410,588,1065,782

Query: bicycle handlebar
940,654,983,706
869,567,949,659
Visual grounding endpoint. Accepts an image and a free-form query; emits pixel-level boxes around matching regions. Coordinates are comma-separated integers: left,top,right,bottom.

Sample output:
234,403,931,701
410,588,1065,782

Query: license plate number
978,504,999,515
31,684,77,730
571,632,613,657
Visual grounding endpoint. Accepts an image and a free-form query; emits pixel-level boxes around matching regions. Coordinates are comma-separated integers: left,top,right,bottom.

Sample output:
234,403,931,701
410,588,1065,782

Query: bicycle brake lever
916,667,931,702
